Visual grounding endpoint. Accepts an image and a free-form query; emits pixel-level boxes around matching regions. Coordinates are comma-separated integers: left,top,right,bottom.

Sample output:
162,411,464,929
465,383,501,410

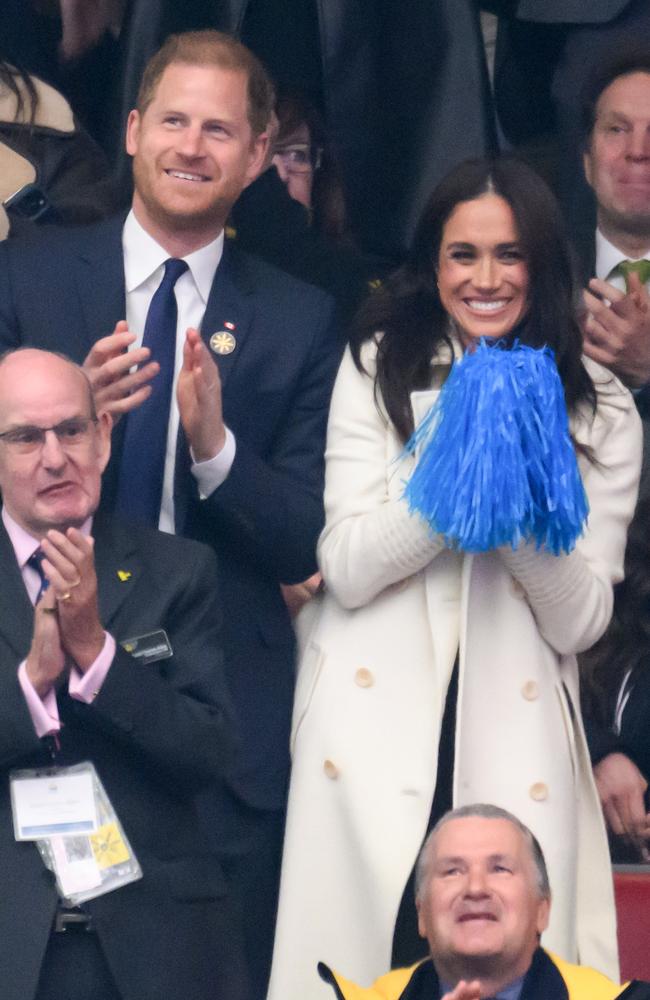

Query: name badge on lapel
120,629,172,664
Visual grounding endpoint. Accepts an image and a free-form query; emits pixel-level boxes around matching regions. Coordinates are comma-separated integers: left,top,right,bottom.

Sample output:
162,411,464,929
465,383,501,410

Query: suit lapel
73,216,127,349
0,520,36,660
92,515,143,630
199,241,254,390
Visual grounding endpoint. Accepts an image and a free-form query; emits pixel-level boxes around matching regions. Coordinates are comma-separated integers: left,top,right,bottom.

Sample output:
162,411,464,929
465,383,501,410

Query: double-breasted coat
268,342,642,999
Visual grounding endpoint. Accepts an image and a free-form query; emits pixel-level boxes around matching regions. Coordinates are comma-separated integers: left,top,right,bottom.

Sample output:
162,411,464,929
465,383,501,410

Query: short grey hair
414,803,551,902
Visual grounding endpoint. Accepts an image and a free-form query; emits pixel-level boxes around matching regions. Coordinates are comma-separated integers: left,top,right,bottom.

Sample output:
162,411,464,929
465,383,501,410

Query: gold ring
57,591,72,602
40,607,57,615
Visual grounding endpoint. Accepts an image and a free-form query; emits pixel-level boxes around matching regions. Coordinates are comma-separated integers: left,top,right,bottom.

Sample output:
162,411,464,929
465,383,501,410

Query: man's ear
583,148,593,188
243,130,271,189
416,896,427,939
535,896,551,938
125,109,141,158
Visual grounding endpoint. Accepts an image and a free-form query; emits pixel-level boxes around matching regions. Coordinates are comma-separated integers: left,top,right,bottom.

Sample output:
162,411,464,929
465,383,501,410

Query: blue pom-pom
402,339,589,554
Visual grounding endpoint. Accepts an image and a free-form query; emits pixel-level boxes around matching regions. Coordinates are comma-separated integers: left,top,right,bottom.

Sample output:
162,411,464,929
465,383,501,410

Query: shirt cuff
69,633,116,703
18,660,60,738
191,426,236,499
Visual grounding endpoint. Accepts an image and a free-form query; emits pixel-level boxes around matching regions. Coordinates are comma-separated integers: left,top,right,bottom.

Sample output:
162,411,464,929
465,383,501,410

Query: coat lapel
92,515,142,630
199,240,254,390
0,519,37,660
73,216,127,349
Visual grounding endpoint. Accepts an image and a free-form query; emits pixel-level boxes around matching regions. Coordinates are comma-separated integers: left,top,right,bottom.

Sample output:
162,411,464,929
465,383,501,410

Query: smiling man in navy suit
0,30,341,997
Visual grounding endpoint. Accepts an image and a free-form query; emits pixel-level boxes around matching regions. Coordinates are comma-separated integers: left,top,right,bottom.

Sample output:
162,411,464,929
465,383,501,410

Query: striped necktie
614,258,650,292
26,548,49,603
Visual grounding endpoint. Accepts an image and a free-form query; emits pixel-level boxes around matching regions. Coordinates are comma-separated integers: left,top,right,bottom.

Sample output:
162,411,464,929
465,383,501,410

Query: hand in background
594,751,650,860
583,272,650,388
83,321,159,421
441,980,483,1000
281,573,323,618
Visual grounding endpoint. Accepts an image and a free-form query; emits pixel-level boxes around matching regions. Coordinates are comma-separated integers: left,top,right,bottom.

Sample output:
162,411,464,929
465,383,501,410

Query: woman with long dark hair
268,157,641,999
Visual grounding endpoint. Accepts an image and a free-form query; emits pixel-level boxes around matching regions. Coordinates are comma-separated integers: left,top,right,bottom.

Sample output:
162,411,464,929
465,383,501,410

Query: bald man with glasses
0,347,248,1000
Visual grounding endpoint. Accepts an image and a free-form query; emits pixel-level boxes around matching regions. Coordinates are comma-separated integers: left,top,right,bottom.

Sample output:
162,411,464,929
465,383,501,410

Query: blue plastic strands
402,339,589,554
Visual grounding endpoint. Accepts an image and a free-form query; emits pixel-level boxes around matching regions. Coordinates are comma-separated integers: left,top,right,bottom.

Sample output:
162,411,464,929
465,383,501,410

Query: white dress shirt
122,211,236,533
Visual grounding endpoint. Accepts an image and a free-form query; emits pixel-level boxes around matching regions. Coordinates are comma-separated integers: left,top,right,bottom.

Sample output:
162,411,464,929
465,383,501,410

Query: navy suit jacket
489,0,631,22
0,217,341,809
0,514,249,1000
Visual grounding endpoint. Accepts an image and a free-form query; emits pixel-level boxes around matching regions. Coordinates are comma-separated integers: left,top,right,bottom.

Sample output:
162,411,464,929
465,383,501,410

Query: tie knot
27,548,46,575
26,548,49,597
162,257,189,287
614,258,650,290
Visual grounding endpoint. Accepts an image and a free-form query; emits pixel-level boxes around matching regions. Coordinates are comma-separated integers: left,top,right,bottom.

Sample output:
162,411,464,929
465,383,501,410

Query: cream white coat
268,343,642,1000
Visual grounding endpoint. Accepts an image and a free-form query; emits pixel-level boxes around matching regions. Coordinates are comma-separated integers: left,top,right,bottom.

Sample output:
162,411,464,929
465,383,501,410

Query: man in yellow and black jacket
318,805,650,1000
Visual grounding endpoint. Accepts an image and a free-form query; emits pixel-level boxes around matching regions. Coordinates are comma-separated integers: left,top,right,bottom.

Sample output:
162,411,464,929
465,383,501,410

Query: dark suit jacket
0,216,341,810
0,513,247,1000
487,0,631,22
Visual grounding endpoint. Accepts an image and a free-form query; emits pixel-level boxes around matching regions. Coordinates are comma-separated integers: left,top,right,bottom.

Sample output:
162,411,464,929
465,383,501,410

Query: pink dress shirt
2,508,116,738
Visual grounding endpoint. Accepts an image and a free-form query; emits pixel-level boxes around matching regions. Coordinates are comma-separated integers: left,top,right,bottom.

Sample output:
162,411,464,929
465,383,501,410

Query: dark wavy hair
351,156,595,442
581,493,650,725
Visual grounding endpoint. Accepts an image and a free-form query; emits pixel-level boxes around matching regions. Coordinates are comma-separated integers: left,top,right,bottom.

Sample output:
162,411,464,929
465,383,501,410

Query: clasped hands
583,271,650,387
83,321,226,461
26,529,104,698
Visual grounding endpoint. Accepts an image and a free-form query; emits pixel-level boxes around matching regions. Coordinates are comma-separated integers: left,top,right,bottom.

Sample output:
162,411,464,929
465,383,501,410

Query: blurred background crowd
3,3,650,996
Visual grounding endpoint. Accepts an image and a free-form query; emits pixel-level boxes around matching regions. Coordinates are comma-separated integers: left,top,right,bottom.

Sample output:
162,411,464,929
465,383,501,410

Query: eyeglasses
273,143,323,174
0,417,98,455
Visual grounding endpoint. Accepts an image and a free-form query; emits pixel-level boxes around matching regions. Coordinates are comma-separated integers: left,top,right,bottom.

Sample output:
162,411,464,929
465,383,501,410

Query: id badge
11,765,97,840
11,762,142,904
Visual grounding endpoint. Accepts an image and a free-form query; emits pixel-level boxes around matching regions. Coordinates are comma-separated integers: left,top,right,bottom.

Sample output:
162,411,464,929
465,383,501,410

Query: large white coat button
529,782,548,802
354,668,374,688
521,681,539,701
323,760,340,780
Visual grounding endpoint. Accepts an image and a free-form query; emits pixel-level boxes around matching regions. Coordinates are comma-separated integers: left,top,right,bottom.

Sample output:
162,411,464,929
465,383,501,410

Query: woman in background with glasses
230,91,386,329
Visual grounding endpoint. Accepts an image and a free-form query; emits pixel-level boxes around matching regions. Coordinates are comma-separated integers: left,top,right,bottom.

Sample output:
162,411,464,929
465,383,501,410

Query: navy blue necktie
116,258,189,525
27,548,49,603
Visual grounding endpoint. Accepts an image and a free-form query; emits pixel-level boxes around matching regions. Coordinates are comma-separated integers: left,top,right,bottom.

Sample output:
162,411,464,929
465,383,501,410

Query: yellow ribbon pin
117,570,132,582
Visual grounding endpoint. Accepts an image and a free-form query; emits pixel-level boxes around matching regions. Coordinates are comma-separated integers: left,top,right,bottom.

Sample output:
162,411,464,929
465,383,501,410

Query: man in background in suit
0,347,245,1000
574,50,650,869
488,1,650,245
0,30,340,995
580,52,650,393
